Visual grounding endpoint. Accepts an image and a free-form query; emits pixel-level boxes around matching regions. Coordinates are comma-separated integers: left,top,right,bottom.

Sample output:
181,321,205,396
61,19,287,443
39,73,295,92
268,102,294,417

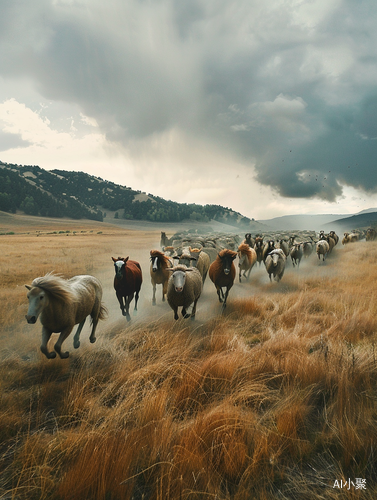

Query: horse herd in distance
25,226,376,360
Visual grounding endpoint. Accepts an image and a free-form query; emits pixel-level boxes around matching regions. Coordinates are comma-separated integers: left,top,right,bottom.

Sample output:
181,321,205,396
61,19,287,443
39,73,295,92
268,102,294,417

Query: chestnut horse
150,249,173,305
237,243,257,282
209,249,237,312
25,273,107,359
112,257,142,320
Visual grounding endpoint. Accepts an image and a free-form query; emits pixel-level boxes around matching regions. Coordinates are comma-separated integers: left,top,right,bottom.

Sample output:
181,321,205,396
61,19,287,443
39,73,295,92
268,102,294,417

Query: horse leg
191,298,199,320
239,268,242,283
40,326,56,359
216,286,223,303
221,288,230,312
89,318,99,344
152,280,156,305
54,326,74,359
182,306,190,319
162,281,168,302
173,306,179,320
116,291,126,316
73,318,86,348
125,294,133,321
134,290,139,314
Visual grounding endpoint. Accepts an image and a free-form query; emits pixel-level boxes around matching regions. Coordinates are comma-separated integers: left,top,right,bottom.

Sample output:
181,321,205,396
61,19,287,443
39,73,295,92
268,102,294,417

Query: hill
324,211,377,231
258,213,350,231
0,161,264,230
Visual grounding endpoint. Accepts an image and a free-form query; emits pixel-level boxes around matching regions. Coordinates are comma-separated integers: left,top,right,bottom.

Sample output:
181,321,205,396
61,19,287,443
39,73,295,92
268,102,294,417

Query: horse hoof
90,337,96,344
126,315,131,322
74,341,80,349
152,301,156,306
190,315,196,321
184,313,191,319
59,351,69,359
122,311,127,317
47,351,56,359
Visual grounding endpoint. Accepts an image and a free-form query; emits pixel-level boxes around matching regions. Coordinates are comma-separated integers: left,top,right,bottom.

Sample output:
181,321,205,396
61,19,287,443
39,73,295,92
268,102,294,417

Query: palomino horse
112,257,142,320
25,273,107,359
150,249,172,305
209,249,237,312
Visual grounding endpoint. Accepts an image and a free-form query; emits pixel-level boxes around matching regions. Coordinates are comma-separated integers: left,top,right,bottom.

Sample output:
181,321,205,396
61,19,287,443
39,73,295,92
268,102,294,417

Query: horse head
112,256,129,279
25,285,48,324
218,250,237,275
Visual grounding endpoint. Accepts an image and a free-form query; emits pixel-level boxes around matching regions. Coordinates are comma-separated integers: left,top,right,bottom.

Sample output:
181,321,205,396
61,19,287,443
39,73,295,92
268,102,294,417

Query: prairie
0,214,376,499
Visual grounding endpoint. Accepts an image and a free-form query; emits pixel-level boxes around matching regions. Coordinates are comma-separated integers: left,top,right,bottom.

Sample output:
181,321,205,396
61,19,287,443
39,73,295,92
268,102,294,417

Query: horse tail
91,302,108,324
98,303,108,321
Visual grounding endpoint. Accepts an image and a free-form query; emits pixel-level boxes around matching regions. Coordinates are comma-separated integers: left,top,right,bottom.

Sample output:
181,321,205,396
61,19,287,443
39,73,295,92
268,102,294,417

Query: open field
0,213,377,499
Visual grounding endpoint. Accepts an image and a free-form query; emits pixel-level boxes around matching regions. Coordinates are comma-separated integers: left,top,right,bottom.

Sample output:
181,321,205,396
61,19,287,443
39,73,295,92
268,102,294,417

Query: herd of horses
25,227,374,360
24,237,243,359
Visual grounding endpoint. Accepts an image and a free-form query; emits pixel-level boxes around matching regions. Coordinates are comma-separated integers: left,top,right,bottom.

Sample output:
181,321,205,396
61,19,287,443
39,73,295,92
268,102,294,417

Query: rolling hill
0,161,264,230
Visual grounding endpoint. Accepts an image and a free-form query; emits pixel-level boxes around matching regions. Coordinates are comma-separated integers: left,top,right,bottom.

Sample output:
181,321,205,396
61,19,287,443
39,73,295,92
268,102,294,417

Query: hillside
0,161,263,230
258,213,350,231
324,211,377,231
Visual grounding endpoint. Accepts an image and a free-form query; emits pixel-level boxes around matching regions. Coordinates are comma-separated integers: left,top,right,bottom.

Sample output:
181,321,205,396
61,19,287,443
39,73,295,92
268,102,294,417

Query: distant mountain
258,213,350,231
0,161,264,230
355,207,377,215
260,210,377,233
324,211,377,231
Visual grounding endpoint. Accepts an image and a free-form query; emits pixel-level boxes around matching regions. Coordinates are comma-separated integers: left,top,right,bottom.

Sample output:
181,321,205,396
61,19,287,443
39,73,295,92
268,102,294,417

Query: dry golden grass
0,217,377,499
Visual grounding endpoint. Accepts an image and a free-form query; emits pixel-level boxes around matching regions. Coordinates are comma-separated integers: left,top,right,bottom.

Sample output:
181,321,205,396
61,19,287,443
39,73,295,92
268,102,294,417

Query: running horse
112,256,142,320
150,249,173,305
209,249,237,312
25,273,107,359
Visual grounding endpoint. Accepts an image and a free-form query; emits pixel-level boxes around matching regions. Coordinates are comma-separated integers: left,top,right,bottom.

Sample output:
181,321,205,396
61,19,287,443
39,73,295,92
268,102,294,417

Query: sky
1,0,377,220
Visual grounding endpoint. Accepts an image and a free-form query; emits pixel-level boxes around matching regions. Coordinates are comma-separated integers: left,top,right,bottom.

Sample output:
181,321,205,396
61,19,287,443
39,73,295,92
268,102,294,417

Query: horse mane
150,249,172,268
218,249,237,259
238,243,251,254
238,243,252,264
31,273,76,302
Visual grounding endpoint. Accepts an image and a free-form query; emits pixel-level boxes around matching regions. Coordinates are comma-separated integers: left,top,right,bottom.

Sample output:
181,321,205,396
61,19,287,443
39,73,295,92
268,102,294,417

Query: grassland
0,214,376,499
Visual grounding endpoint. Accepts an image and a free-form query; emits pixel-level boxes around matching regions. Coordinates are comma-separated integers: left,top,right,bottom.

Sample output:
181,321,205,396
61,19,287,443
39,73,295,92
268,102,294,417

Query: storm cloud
1,0,377,206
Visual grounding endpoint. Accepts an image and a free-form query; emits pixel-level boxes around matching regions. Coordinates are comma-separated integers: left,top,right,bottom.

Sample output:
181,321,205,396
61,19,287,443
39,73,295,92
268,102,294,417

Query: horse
25,273,107,359
160,232,173,249
150,249,173,305
112,257,142,320
254,236,264,266
209,249,237,312
243,233,255,247
237,243,257,282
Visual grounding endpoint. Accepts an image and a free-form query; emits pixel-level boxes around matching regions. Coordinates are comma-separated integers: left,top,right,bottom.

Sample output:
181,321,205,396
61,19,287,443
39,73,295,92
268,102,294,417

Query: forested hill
0,162,259,228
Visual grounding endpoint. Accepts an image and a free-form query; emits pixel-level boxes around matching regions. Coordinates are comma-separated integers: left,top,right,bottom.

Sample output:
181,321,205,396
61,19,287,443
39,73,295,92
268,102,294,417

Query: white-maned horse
25,273,107,359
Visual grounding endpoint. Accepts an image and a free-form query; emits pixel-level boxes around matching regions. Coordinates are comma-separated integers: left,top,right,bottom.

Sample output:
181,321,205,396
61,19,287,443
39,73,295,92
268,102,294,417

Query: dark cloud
1,0,377,202
0,131,31,151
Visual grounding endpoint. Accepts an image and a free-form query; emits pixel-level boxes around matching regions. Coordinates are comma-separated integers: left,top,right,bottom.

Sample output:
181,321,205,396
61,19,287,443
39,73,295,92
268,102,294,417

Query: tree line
0,162,253,227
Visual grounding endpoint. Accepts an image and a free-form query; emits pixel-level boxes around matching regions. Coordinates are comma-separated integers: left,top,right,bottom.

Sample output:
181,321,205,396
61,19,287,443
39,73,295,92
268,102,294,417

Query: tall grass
0,233,377,499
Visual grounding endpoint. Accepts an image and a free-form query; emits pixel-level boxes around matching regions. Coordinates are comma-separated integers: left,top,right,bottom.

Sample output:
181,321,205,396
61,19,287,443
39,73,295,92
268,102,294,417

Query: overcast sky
1,0,377,220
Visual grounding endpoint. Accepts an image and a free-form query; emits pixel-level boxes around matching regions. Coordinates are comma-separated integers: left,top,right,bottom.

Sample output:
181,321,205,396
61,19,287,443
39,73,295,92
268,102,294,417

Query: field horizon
0,215,376,499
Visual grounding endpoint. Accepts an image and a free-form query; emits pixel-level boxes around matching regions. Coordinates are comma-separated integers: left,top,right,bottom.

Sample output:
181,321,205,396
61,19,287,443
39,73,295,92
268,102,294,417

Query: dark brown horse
209,249,237,312
254,236,264,266
112,257,142,320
